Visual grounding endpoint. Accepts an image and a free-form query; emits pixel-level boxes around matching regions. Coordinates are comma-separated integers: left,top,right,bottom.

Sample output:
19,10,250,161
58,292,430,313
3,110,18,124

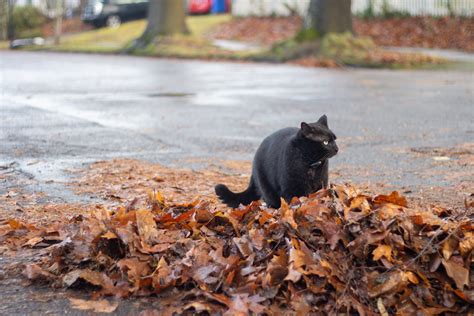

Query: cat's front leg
281,179,306,202
321,161,329,188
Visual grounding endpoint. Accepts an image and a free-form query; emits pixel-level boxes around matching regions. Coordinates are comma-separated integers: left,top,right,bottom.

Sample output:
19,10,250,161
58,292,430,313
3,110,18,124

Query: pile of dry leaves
1,185,473,314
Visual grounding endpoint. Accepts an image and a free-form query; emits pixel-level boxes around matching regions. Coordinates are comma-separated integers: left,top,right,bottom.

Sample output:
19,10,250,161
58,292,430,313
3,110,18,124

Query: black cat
215,115,338,209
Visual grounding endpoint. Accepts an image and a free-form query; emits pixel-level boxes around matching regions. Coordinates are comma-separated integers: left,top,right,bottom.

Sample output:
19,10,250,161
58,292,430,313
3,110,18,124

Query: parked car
82,0,149,28
188,0,212,14
188,0,231,14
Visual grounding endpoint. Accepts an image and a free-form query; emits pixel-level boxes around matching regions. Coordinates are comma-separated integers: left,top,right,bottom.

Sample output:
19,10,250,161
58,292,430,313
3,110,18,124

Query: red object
225,0,231,12
188,0,212,14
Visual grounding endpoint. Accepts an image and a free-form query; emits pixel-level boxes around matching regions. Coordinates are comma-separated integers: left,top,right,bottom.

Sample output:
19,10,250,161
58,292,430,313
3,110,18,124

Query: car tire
106,15,121,28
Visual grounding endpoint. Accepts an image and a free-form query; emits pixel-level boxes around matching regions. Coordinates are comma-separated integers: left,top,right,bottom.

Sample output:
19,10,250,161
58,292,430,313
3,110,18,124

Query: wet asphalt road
0,50,473,314
1,51,473,193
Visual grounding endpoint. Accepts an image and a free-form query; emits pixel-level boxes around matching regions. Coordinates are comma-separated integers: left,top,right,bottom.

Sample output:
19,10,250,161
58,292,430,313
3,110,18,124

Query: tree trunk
304,0,353,36
0,0,7,40
7,0,14,40
54,0,63,45
134,0,188,48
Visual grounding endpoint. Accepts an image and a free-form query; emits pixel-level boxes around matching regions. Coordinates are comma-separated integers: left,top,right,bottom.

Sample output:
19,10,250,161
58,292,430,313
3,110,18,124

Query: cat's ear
317,114,328,127
300,122,312,136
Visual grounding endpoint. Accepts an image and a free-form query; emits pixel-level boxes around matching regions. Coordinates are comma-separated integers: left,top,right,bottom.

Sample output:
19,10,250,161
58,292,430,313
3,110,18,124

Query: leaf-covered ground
1,160,473,314
354,16,474,52
210,16,474,52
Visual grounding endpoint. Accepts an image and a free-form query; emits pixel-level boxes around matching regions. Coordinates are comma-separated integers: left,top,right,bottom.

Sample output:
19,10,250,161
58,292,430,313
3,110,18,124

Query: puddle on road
147,92,195,98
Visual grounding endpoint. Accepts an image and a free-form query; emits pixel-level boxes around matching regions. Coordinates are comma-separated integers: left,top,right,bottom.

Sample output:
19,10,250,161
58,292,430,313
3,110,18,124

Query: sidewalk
384,46,474,63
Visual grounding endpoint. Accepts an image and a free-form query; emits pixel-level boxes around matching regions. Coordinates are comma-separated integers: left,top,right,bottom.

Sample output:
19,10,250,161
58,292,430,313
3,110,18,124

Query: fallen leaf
368,270,409,298
152,257,176,292
372,244,393,261
442,258,469,289
377,298,389,316
233,236,253,257
441,237,458,260
224,294,249,316
23,236,43,247
117,258,151,286
8,219,26,230
280,199,298,229
406,271,419,284
195,208,213,223
433,156,450,161
63,269,115,294
147,190,165,211
346,195,371,220
459,232,474,256
136,209,159,245
258,210,273,225
69,298,118,313
376,203,403,220
264,250,288,287
24,264,56,282
373,191,407,207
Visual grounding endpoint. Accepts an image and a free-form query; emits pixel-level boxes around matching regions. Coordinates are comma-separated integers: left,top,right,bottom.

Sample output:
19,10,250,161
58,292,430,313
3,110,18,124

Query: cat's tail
215,177,258,208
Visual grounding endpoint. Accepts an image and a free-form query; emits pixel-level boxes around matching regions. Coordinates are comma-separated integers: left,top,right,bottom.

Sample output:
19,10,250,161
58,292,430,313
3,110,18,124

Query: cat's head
299,115,338,159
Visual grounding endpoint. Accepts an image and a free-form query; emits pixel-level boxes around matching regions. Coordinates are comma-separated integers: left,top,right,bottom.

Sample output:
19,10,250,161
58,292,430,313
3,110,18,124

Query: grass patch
129,33,257,60
320,32,446,68
258,32,446,69
48,19,146,53
294,28,321,42
125,15,259,60
320,32,376,65
0,41,10,50
255,39,320,62
36,15,233,55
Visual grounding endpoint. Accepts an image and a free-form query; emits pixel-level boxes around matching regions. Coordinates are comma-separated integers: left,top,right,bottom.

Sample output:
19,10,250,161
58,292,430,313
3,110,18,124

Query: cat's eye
323,140,329,146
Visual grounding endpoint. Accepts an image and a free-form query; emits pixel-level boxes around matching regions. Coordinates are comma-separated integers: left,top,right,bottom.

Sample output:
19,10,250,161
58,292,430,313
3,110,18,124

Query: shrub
320,32,445,68
294,28,320,43
357,0,410,19
320,32,376,65
13,5,47,38
381,0,410,19
262,39,320,62
359,0,376,19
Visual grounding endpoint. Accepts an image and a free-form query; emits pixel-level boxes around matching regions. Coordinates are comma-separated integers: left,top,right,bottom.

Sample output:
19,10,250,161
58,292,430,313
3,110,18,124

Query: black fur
215,115,338,209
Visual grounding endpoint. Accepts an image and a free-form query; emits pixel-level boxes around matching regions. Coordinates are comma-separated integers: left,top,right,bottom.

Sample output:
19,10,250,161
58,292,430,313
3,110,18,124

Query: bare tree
133,0,188,49
304,0,353,36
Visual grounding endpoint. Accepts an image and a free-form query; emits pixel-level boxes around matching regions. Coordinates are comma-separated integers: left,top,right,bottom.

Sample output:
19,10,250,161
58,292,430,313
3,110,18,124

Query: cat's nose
334,145,339,153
